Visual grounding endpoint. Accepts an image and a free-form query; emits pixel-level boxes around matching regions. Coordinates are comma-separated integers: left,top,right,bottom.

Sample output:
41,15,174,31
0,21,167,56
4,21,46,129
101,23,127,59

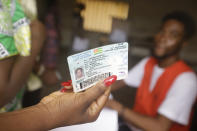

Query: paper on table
51,108,118,131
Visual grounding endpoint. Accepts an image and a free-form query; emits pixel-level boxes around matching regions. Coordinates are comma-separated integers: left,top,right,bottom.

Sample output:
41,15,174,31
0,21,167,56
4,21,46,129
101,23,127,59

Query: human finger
85,86,111,121
61,80,73,90
82,75,117,106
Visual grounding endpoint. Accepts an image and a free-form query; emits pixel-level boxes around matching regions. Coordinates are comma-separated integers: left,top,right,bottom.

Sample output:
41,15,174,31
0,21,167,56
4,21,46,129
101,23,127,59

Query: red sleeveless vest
133,57,193,131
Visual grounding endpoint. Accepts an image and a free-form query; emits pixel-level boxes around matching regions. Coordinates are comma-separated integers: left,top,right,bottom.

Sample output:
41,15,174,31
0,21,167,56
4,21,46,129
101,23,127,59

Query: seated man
107,11,197,131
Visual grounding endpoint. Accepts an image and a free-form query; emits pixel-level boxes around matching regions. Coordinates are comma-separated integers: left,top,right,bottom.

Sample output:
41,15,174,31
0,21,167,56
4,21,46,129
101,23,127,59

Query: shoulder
132,56,150,69
128,57,150,73
125,57,151,87
139,56,150,64
158,72,197,125
173,71,197,88
170,71,197,97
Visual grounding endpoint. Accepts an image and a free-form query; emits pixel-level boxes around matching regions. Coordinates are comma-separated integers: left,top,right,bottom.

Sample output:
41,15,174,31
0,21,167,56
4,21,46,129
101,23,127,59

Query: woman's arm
0,76,116,131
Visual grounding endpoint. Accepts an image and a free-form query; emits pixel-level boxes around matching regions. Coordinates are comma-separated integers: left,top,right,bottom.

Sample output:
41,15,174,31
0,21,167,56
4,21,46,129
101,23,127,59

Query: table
51,108,118,131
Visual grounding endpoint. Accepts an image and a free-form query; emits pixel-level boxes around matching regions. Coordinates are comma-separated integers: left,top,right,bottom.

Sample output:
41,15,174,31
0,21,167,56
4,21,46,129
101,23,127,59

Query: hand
106,99,125,115
39,75,117,128
30,19,46,56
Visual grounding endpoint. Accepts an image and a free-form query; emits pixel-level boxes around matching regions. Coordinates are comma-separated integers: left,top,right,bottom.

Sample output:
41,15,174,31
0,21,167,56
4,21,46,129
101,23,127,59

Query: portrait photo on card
75,67,84,80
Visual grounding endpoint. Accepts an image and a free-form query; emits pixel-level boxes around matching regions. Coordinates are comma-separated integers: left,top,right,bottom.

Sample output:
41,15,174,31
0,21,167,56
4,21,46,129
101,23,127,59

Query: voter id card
67,42,128,92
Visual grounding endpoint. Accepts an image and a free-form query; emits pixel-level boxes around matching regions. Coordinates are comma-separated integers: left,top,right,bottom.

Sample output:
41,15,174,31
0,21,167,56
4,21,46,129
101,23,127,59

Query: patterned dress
0,0,30,112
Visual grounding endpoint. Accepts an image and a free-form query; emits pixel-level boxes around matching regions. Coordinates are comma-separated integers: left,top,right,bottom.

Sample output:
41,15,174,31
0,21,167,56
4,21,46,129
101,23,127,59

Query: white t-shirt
124,57,197,126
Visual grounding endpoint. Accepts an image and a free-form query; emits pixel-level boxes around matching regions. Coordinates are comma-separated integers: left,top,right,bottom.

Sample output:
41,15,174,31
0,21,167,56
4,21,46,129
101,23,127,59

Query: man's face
153,19,185,59
76,69,83,79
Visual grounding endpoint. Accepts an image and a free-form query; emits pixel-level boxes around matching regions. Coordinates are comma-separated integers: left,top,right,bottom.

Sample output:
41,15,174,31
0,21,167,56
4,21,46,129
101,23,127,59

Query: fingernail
60,87,67,92
68,80,72,84
61,82,71,87
104,75,117,87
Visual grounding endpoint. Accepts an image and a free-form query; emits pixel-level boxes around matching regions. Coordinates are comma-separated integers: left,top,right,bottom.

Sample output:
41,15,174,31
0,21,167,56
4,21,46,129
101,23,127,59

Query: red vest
133,57,193,131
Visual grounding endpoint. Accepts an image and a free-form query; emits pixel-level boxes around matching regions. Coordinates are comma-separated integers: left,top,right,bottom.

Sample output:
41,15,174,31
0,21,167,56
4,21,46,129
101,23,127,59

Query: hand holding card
67,42,128,92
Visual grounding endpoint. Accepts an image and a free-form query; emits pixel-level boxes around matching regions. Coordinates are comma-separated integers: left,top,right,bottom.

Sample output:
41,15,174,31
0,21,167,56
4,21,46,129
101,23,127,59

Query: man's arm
106,100,172,131
122,108,172,131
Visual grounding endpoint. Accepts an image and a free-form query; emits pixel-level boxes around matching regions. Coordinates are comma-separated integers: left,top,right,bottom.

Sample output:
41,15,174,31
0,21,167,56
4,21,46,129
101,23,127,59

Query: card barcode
79,72,112,89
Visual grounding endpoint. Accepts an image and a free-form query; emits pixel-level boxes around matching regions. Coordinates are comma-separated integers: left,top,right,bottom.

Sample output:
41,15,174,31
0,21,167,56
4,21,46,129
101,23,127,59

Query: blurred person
0,0,45,111
39,0,61,86
72,29,90,52
72,34,90,52
0,75,117,130
19,0,46,107
106,11,197,131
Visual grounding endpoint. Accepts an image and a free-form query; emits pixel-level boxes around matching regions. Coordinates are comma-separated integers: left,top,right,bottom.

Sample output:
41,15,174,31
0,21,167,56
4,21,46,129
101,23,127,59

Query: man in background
107,11,197,131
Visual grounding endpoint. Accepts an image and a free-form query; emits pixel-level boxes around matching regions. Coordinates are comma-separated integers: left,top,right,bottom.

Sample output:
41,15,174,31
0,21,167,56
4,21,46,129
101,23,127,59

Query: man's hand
106,99,124,115
106,99,172,131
